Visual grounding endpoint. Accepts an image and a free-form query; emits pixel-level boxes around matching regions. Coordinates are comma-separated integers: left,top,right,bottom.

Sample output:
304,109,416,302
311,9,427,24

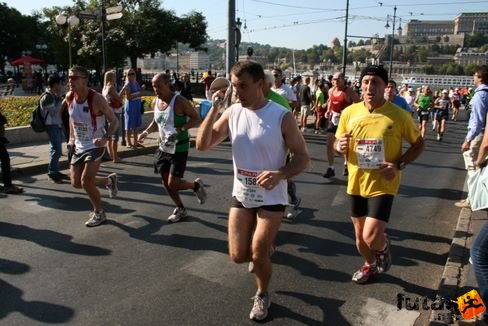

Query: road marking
353,296,420,325
181,251,244,287
331,186,347,207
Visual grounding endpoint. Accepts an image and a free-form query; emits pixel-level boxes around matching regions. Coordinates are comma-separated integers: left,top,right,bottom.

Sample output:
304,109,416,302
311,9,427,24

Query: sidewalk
430,177,488,325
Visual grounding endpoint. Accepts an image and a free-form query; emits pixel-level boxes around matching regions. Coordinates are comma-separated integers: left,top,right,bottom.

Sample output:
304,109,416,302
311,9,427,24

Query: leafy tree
465,32,488,47
465,64,477,76
421,65,435,74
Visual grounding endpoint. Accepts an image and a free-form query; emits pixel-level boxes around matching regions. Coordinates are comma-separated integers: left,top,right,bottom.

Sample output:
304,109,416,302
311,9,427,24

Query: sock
193,181,200,192
381,242,388,252
106,177,112,186
177,204,185,209
329,166,335,170
367,260,377,267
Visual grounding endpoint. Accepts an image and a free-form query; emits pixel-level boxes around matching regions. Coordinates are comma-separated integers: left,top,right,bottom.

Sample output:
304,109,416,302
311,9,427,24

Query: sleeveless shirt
69,96,105,151
228,100,288,208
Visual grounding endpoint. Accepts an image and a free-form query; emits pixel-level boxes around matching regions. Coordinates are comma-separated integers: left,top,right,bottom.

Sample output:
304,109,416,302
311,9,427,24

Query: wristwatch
396,161,407,170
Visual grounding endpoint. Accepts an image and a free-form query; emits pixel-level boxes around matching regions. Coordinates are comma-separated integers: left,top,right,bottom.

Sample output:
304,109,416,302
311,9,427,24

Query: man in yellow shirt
335,65,424,284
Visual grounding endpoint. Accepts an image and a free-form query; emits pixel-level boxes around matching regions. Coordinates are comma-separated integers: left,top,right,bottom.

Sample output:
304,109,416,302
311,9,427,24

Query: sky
4,0,488,49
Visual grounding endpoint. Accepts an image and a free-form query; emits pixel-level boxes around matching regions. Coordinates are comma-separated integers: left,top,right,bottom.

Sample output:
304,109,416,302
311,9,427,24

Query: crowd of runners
1,61,486,322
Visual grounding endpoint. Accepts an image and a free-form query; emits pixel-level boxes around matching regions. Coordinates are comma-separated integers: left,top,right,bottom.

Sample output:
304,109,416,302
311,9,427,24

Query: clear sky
4,0,488,49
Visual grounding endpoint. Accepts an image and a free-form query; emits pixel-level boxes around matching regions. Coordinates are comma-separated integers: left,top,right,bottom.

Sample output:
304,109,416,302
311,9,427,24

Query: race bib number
355,138,385,169
160,133,177,154
235,168,265,206
420,110,430,116
73,122,91,142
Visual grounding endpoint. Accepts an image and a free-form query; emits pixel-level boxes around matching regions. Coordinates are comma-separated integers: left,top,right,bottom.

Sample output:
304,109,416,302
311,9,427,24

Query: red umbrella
10,55,44,66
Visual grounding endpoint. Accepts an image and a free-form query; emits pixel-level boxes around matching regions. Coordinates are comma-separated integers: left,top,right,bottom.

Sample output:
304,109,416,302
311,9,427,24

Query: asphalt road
0,116,468,325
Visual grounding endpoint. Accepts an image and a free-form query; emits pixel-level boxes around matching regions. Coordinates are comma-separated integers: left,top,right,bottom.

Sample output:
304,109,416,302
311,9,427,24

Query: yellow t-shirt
336,100,420,197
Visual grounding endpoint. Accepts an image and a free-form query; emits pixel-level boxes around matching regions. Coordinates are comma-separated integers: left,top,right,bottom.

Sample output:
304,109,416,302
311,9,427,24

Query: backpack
30,92,51,133
65,89,98,131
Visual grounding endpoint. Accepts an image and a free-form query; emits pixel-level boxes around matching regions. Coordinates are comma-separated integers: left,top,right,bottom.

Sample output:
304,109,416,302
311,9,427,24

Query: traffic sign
106,5,123,14
78,9,99,20
106,12,123,21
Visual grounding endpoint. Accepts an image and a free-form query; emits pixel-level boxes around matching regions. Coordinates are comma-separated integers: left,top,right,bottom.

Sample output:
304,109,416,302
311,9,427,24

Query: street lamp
235,17,242,62
55,13,80,68
36,43,48,72
385,5,397,78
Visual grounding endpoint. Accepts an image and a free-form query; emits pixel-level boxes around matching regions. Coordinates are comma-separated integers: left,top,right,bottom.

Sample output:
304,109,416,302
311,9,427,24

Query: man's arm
196,92,230,151
476,117,488,168
397,135,425,165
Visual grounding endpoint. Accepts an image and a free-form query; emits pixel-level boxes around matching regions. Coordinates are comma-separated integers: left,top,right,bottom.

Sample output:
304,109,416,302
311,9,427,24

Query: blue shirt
391,95,414,113
466,84,488,142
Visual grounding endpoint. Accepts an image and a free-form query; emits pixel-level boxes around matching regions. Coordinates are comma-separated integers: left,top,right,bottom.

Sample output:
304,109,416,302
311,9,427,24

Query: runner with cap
323,72,359,182
335,65,424,284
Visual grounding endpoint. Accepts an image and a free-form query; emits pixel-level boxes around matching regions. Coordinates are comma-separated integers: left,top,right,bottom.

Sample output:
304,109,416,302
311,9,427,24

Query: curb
429,183,472,325
8,137,196,179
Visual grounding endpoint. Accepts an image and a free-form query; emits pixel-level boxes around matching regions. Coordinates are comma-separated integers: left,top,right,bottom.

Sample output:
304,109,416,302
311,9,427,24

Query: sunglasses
68,75,86,81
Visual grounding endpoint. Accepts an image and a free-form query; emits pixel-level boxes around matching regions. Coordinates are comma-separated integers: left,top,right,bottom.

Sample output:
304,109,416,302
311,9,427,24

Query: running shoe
249,292,271,321
193,178,207,205
352,262,378,284
454,199,471,209
48,173,63,184
323,167,335,183
106,173,118,198
85,210,107,227
286,197,301,219
376,233,392,273
168,207,187,223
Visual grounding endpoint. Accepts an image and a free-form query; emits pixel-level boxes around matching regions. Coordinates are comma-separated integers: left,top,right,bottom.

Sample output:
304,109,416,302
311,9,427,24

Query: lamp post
235,17,242,62
385,5,397,78
55,13,80,68
36,43,48,72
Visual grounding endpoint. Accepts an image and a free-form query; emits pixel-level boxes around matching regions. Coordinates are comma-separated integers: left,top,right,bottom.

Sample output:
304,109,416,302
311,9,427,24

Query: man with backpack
66,66,119,227
40,75,66,183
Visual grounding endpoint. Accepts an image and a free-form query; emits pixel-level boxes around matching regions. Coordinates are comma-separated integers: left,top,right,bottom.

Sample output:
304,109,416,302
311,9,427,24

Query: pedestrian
455,65,488,209
335,65,424,284
40,75,67,183
200,70,215,100
102,70,123,163
120,69,143,148
413,85,433,138
196,60,310,320
137,72,206,223
66,66,119,227
433,90,452,141
323,72,360,181
0,111,24,196
300,76,313,132
385,79,414,114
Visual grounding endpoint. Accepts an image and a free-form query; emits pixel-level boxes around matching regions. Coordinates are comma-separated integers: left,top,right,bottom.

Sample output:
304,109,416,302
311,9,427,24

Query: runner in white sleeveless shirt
196,61,310,321
67,66,119,227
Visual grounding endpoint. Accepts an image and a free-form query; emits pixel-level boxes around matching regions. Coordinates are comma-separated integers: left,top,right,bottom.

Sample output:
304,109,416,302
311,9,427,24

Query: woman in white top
102,71,123,163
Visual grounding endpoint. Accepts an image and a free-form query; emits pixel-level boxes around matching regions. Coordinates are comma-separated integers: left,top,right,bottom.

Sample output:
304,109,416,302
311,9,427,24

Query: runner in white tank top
196,61,310,321
67,66,120,228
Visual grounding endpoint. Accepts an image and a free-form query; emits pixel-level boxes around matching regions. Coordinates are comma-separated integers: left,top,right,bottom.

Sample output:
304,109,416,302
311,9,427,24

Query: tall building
454,12,488,35
405,12,488,40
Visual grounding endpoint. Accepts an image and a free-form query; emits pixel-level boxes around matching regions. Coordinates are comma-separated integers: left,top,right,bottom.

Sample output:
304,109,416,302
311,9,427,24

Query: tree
421,65,435,75
0,3,43,74
43,0,208,71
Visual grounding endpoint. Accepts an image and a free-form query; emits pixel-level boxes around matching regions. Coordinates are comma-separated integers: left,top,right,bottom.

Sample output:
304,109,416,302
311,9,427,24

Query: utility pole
342,0,349,75
101,0,107,72
226,0,236,76
388,5,397,78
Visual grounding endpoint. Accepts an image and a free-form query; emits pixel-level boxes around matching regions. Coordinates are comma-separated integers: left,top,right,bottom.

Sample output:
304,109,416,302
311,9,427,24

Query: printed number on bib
235,168,265,206
355,138,385,169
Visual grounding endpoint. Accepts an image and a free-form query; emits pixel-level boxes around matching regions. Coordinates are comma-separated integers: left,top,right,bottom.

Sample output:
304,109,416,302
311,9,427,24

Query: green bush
0,95,156,128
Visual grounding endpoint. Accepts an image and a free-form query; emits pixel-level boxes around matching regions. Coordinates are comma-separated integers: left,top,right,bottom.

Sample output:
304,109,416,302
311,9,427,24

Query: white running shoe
168,207,187,223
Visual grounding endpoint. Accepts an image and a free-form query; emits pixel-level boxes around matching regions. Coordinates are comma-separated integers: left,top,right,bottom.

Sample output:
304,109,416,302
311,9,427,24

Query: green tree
421,65,435,75
0,3,43,74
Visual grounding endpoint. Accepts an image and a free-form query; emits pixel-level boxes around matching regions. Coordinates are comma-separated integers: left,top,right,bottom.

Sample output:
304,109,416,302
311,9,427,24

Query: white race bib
355,138,385,169
73,122,91,142
235,168,265,206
